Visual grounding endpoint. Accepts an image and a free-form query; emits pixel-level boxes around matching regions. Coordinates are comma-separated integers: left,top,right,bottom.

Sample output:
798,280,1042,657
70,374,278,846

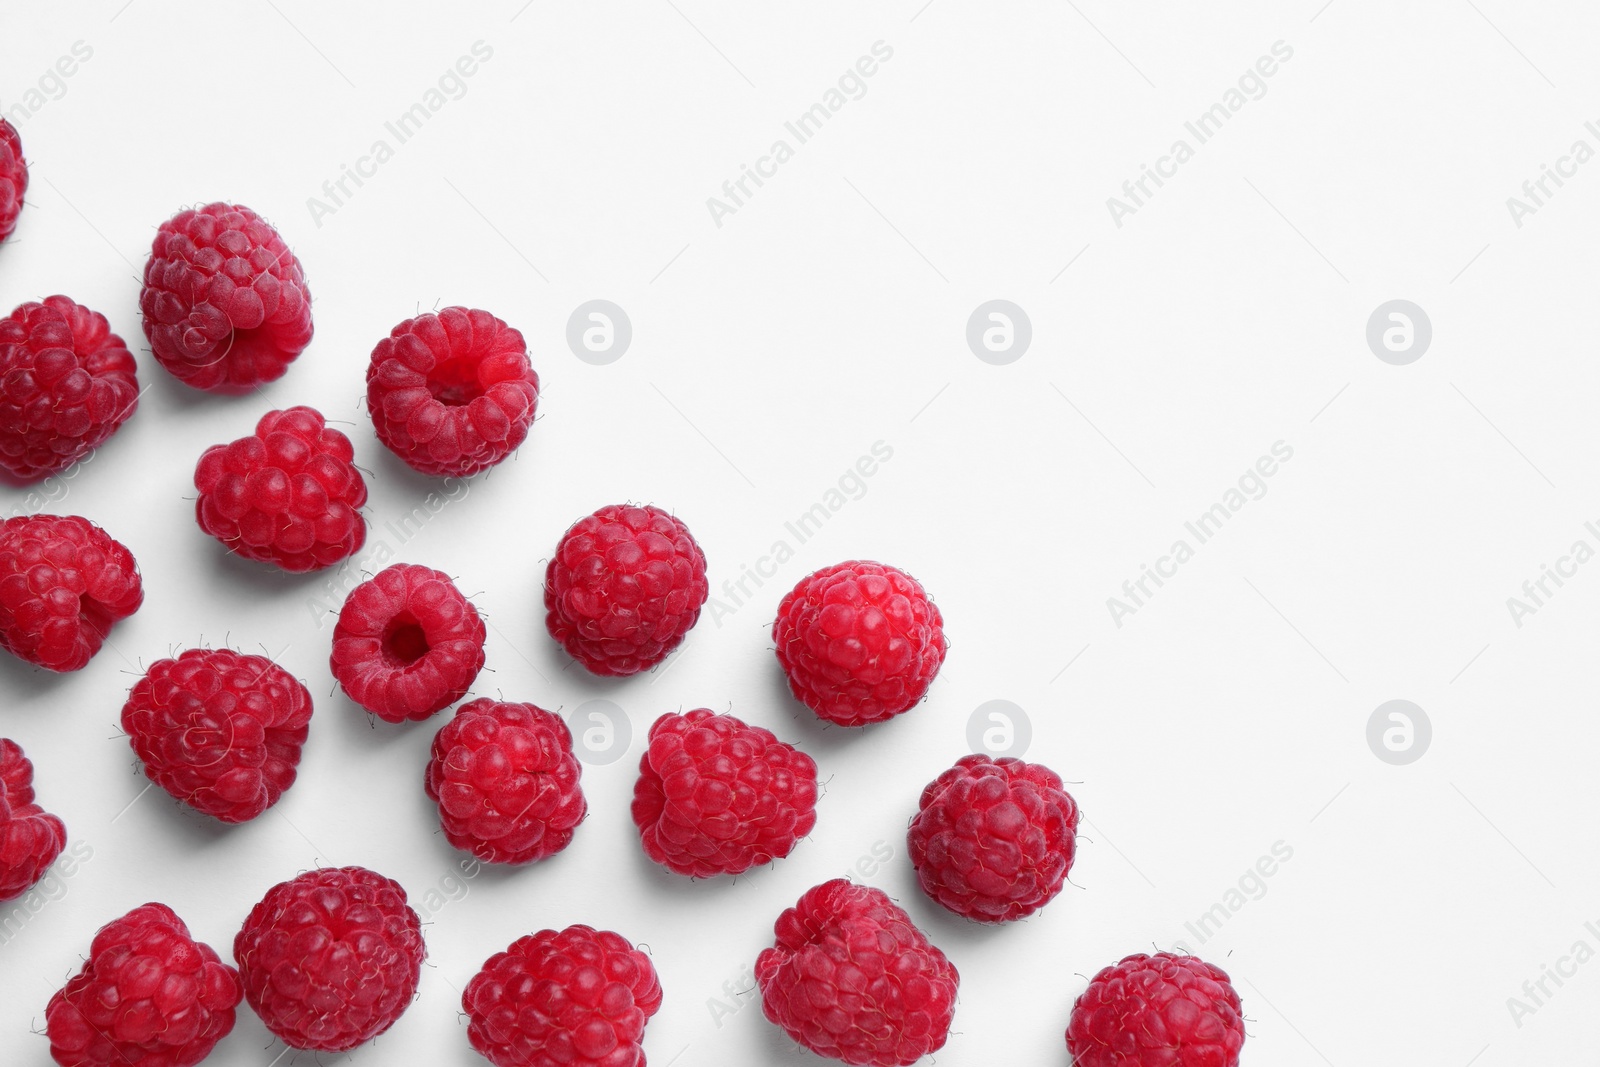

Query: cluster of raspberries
0,113,1249,1067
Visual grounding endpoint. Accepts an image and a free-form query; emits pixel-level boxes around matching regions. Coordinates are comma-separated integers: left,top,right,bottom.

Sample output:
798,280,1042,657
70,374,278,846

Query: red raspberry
140,202,312,393
425,698,586,864
0,738,66,901
757,879,959,1067
544,504,708,676
631,708,818,877
120,648,313,824
0,118,25,244
462,925,662,1067
0,296,138,482
234,866,425,1052
332,563,485,723
193,406,367,572
0,514,142,672
366,307,539,477
1066,952,1245,1067
46,902,242,1067
773,561,947,727
907,754,1080,923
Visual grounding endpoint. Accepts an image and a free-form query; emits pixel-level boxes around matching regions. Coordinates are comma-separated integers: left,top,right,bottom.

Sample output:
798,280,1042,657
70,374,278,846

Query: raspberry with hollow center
462,925,662,1067
121,648,314,824
632,708,818,877
0,295,139,481
367,307,539,477
0,738,66,902
141,202,312,393
332,563,486,723
0,513,143,672
46,902,242,1067
426,698,586,864
908,754,1079,923
234,866,425,1053
1066,952,1245,1067
757,878,960,1066
544,503,709,676
0,118,25,244
193,406,367,572
772,560,947,727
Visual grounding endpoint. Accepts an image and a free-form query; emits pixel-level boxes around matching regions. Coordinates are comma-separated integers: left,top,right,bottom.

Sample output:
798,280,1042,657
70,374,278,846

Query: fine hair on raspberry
140,202,312,393
0,738,66,902
0,513,143,672
121,648,314,824
46,902,242,1067
772,560,947,727
0,117,25,244
0,295,140,481
367,306,539,477
544,503,709,676
1066,951,1245,1067
332,562,486,723
192,405,367,572
234,865,425,1052
908,753,1080,923
426,698,586,864
632,708,818,877
462,925,662,1067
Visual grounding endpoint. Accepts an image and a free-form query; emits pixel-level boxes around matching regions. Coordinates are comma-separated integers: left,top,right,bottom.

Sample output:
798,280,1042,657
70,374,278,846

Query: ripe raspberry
121,648,313,824
632,708,818,877
908,754,1080,923
544,504,708,676
1066,952,1245,1067
332,563,485,723
425,698,586,864
463,925,662,1067
0,296,140,481
773,561,946,727
193,406,367,572
141,202,312,393
757,879,959,1067
367,307,539,477
46,902,242,1067
0,738,66,901
0,118,25,244
235,866,424,1052
0,514,142,672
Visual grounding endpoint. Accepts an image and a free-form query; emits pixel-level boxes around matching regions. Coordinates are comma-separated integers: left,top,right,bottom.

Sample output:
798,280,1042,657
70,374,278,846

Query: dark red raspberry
332,563,485,723
907,754,1079,923
757,879,959,1067
46,902,242,1067
0,513,142,672
0,296,138,481
462,925,662,1067
141,202,312,393
0,118,25,244
425,698,586,864
120,648,313,824
1066,952,1245,1067
544,504,708,676
193,406,367,572
0,738,66,901
632,708,818,877
367,307,539,477
773,561,946,727
235,866,425,1052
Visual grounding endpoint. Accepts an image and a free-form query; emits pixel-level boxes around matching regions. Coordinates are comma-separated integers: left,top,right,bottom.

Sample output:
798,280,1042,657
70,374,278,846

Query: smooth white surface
1,2,1597,1064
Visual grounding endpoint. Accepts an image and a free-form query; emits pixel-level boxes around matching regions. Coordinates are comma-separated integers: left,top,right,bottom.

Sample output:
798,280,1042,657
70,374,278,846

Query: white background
0,1,1596,1064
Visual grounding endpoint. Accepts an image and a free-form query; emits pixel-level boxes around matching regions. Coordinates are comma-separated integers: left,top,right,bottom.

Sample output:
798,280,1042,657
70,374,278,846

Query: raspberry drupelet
0,738,66,901
1066,952,1246,1067
0,513,143,672
0,118,25,244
